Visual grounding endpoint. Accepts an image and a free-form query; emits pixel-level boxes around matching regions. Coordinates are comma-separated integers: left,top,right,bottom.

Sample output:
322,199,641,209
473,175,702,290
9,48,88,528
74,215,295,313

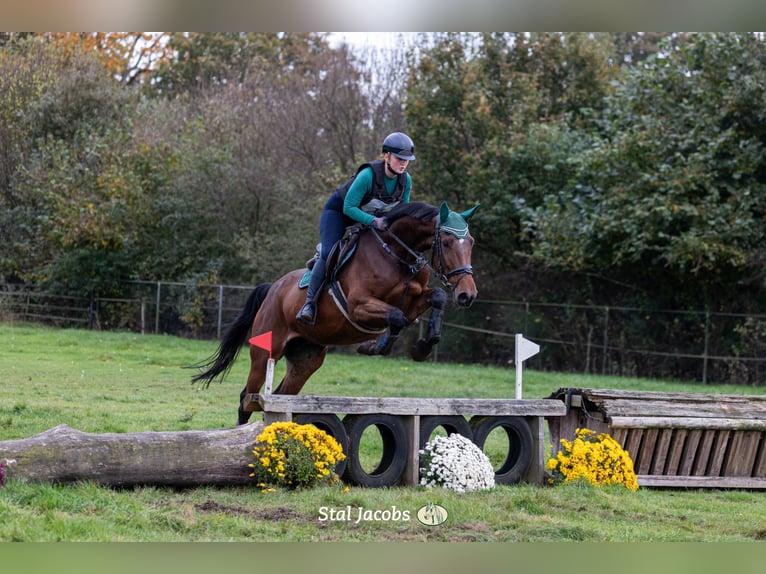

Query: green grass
2,322,766,542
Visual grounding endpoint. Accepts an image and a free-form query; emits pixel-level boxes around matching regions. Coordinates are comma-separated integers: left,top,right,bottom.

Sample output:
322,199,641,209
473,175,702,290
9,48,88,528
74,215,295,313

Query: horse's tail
190,282,272,388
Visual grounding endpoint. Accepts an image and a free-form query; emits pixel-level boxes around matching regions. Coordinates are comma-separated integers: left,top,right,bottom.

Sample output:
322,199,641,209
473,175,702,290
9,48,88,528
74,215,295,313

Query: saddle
300,224,364,288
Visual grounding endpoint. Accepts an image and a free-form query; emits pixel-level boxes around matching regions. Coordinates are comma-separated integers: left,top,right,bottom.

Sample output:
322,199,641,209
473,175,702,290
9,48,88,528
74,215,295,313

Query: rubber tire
418,415,473,451
342,413,408,487
294,413,348,478
469,416,533,485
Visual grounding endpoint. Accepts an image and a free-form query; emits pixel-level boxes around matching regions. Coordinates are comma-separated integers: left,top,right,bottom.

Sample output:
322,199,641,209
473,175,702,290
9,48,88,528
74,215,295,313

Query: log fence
547,388,766,488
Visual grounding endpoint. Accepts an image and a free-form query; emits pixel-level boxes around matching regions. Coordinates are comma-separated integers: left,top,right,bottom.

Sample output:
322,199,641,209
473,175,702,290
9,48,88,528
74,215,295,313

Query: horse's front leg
411,287,447,362
356,306,409,356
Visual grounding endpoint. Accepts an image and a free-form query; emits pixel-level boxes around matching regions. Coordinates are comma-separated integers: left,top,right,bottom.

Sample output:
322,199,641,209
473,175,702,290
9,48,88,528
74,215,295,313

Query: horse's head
380,200,479,307
434,202,480,308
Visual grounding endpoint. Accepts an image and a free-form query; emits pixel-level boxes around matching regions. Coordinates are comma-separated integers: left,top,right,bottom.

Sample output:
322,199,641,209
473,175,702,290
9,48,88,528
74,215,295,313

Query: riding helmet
382,132,416,161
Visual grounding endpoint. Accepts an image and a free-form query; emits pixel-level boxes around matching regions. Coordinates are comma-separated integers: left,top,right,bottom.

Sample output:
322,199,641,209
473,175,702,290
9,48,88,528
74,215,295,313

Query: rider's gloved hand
371,217,388,231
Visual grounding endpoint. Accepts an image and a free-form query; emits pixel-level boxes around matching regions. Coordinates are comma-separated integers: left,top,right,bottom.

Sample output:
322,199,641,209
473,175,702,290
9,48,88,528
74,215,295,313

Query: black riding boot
296,258,326,325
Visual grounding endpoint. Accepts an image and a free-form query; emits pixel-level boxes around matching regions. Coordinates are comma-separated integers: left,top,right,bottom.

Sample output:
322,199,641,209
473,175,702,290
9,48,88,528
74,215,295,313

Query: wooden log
608,416,766,430
548,388,766,419
0,422,264,487
638,475,766,489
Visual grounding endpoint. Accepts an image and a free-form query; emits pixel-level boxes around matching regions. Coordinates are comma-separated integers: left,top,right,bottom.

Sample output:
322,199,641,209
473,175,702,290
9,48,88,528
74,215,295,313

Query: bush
547,428,639,491
249,422,345,490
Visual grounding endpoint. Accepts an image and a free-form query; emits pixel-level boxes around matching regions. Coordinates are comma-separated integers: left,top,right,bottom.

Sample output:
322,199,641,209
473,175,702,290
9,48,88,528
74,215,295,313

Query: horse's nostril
457,292,475,307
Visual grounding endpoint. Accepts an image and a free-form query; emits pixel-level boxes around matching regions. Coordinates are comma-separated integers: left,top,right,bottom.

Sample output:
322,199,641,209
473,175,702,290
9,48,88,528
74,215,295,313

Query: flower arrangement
419,433,495,493
547,428,639,491
250,421,345,490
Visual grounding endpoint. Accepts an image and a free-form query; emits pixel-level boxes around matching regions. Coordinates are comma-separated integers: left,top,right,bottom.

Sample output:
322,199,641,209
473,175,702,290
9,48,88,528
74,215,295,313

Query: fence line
1,281,765,385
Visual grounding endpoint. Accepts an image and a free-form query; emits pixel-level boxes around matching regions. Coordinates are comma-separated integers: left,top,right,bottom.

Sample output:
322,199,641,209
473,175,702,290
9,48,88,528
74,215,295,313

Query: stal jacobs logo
318,504,448,526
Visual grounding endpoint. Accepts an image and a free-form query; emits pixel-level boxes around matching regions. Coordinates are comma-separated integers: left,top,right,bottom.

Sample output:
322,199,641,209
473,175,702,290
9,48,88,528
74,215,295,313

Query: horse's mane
385,201,439,223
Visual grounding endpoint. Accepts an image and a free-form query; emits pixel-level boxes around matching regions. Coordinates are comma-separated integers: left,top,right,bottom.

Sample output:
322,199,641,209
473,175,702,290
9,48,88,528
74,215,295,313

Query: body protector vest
335,160,407,215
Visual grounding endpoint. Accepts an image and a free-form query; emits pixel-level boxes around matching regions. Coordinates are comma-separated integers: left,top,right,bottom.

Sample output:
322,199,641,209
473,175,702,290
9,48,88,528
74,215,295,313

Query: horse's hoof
410,339,433,362
356,340,378,355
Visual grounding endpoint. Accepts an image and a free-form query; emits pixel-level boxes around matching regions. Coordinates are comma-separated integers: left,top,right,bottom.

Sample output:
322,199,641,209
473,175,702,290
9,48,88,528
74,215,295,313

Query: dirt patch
195,500,306,522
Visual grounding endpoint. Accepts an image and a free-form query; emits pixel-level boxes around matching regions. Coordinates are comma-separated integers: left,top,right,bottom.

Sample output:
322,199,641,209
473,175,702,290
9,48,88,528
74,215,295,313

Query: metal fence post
703,310,710,385
217,284,224,340
602,306,610,375
155,281,161,334
524,302,529,334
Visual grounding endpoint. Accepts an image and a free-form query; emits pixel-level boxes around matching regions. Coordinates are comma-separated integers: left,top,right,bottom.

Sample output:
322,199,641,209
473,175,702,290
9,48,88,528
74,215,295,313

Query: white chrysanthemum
419,433,495,492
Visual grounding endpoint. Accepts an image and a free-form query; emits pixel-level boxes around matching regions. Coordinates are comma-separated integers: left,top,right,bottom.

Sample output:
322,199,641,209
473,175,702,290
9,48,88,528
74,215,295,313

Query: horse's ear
461,203,480,221
439,202,450,224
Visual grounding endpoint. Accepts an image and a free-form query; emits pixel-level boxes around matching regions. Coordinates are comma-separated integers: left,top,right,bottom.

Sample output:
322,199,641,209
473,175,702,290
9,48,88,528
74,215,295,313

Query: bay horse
192,201,479,425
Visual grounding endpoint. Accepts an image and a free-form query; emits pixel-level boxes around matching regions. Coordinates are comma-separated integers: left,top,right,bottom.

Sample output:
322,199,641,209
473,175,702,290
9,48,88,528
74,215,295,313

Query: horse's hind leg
237,352,272,425
411,288,447,362
273,339,328,395
237,385,252,425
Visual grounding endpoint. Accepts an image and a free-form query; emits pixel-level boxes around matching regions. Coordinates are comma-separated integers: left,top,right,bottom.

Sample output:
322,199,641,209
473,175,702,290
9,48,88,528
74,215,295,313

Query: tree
145,32,327,97
0,37,142,291
530,33,766,310
46,32,174,86
404,33,621,274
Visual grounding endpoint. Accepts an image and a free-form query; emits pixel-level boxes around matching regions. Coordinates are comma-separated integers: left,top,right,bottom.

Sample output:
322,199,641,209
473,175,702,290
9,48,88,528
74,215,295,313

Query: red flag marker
249,331,272,358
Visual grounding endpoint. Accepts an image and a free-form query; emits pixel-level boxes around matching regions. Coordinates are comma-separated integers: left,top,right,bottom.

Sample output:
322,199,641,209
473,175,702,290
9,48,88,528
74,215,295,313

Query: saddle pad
332,243,357,279
299,268,312,289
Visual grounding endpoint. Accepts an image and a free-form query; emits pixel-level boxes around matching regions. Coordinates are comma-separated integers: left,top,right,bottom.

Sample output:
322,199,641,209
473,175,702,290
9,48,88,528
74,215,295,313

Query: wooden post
524,416,546,485
400,415,421,487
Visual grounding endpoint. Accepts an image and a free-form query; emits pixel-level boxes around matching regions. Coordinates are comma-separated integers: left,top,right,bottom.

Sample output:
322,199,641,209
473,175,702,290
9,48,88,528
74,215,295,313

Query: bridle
369,220,474,291
430,224,475,290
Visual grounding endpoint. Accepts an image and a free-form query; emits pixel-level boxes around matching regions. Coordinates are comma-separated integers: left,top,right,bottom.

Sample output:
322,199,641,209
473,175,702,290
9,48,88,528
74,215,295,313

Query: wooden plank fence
243,393,566,487
547,388,766,488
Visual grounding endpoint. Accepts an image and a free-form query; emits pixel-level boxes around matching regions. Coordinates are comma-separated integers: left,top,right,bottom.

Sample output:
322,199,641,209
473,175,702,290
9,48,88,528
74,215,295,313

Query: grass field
1,322,766,543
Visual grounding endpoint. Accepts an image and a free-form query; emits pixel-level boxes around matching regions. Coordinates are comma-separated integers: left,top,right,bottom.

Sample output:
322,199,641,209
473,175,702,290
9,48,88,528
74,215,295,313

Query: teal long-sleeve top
342,166,412,226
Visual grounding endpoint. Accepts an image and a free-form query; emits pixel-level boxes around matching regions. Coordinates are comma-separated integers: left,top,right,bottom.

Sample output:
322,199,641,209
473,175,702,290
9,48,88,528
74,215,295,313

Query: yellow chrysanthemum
546,428,638,491
251,421,345,490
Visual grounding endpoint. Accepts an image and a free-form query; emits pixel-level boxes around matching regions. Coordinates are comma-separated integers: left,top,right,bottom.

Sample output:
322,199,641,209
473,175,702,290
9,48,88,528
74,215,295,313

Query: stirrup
296,301,317,325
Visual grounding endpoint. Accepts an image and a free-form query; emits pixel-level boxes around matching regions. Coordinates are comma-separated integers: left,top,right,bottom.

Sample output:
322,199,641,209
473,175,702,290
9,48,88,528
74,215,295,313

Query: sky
329,32,418,52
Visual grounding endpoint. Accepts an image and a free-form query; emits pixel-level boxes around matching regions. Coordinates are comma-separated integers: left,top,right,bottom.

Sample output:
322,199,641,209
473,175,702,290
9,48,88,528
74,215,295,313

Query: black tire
342,414,408,487
418,415,473,451
469,416,533,485
294,413,348,478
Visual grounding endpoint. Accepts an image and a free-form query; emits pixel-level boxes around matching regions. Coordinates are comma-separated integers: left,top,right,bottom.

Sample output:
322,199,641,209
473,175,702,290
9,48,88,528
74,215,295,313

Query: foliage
0,32,399,293
41,33,174,86
0,460,5,487
529,33,766,310
249,422,345,490
146,33,331,98
547,428,639,491
2,33,766,375
405,33,621,207
419,433,495,493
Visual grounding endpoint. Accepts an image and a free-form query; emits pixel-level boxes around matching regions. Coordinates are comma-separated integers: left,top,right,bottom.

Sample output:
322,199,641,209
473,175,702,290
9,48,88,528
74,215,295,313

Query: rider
296,132,416,324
